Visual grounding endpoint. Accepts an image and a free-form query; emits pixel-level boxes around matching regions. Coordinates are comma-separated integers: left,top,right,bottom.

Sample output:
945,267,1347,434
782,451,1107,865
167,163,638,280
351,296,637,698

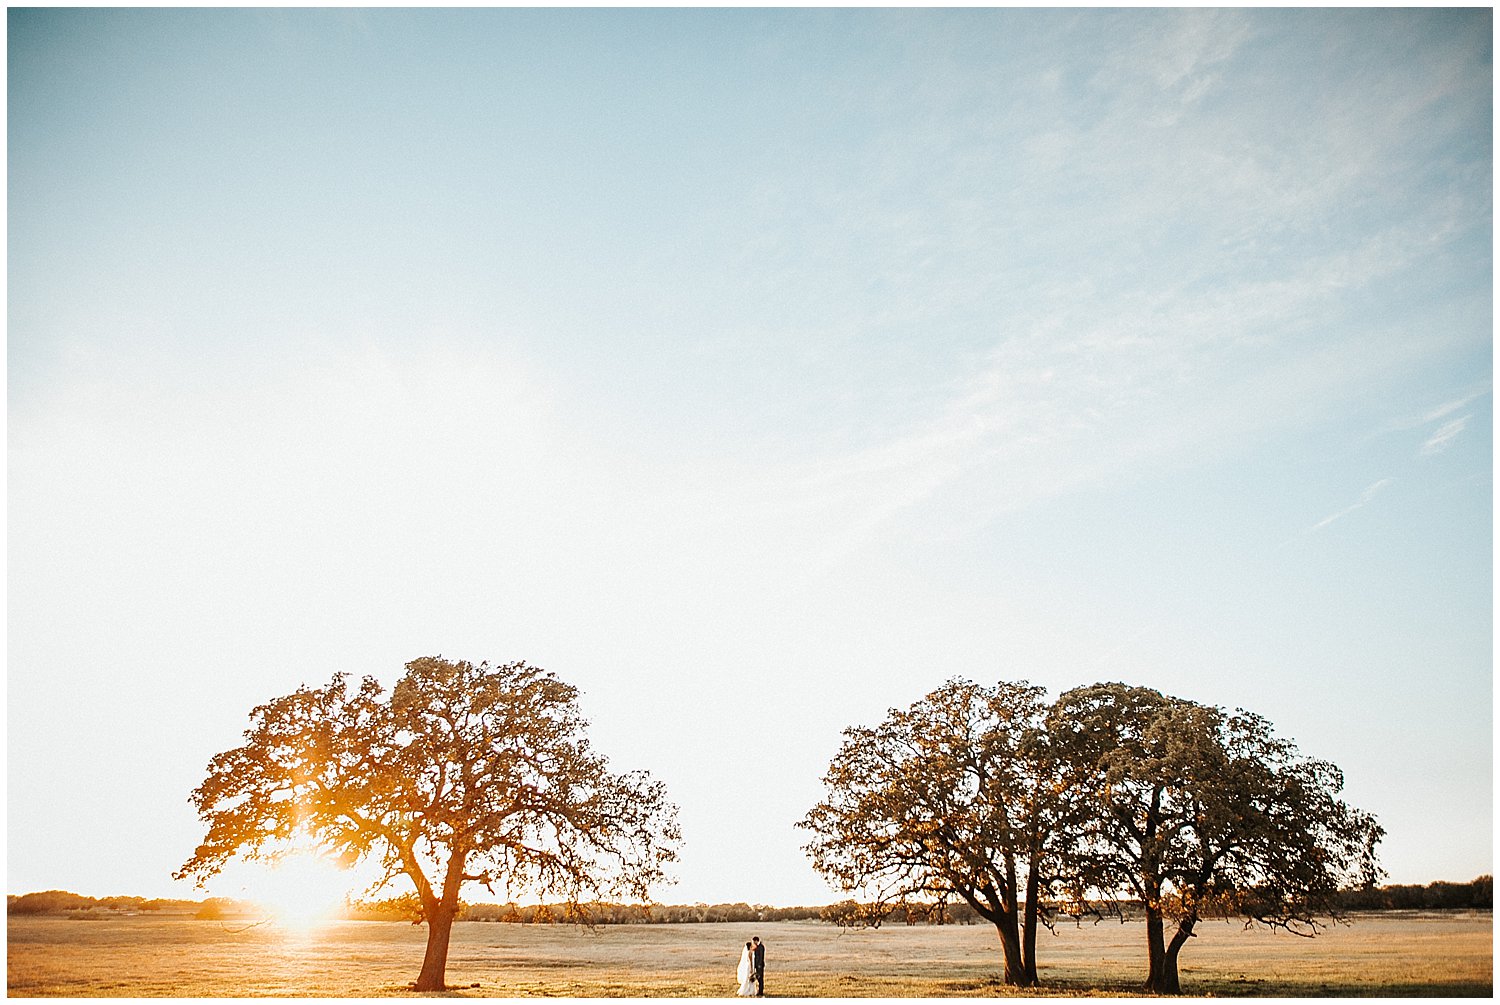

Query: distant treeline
6,891,258,918
459,901,826,924
10,876,1491,921
421,877,1499,924
1335,876,1492,911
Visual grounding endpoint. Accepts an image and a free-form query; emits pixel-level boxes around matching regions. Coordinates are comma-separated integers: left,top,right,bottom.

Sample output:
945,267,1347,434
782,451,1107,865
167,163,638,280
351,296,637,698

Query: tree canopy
799,679,1066,985
1049,682,1384,993
176,656,680,990
804,678,1383,994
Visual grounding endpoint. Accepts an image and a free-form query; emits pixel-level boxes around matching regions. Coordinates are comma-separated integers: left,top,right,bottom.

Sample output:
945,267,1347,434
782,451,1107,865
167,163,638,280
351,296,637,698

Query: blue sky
8,8,1491,907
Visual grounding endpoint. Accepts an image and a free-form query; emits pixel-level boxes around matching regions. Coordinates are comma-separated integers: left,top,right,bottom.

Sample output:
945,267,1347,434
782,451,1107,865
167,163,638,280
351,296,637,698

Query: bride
735,941,756,996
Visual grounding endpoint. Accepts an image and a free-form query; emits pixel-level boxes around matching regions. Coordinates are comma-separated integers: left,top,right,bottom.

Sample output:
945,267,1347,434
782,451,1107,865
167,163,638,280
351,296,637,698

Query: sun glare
248,854,352,929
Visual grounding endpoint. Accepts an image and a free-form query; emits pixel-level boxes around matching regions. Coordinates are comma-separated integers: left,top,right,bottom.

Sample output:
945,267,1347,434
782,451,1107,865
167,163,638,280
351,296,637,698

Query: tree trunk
1143,902,1170,994
414,904,456,992
1160,914,1197,995
976,857,1027,986
992,911,1027,986
1020,859,1041,986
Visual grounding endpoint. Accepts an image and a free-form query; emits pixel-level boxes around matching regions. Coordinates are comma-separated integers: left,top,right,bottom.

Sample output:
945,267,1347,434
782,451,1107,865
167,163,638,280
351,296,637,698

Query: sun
247,853,353,929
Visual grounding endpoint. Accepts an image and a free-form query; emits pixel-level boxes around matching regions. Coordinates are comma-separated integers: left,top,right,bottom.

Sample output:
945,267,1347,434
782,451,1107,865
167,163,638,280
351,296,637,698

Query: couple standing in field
734,936,765,996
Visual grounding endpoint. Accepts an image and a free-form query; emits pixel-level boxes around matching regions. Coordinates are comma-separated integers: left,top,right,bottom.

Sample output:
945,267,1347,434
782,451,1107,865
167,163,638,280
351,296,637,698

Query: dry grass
7,912,1491,997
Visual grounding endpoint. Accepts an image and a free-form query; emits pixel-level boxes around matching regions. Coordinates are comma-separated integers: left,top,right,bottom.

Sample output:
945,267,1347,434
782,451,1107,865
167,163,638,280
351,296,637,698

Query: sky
8,8,1492,909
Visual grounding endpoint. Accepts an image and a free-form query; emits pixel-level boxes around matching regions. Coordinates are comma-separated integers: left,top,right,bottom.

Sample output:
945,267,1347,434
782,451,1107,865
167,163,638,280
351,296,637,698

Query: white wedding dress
736,947,755,996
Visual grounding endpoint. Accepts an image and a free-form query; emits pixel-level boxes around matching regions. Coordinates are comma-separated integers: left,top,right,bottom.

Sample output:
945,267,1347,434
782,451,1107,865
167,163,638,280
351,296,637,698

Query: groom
751,936,764,996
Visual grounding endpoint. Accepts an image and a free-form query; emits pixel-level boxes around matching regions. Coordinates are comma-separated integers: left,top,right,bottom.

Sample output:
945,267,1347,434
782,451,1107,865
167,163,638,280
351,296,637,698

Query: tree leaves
804,677,1383,993
1049,682,1384,931
176,655,681,989
799,678,1060,984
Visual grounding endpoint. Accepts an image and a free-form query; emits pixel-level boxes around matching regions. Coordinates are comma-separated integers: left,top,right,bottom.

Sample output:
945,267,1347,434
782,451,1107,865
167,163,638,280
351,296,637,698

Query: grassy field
7,912,1491,997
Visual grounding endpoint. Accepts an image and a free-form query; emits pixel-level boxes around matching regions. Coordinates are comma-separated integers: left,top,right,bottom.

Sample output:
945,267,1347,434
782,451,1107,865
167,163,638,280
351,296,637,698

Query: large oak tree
1048,682,1384,994
799,679,1067,985
176,656,680,991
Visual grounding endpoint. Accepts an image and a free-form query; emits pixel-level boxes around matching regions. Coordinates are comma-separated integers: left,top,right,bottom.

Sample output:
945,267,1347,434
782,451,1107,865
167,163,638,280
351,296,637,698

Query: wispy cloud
753,219,1462,571
1421,396,1480,424
1420,415,1471,455
1309,478,1394,533
1386,388,1490,431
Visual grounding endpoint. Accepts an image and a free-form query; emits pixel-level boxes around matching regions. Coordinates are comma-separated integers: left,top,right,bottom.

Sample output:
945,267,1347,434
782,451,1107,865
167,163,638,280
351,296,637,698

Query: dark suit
752,942,765,995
